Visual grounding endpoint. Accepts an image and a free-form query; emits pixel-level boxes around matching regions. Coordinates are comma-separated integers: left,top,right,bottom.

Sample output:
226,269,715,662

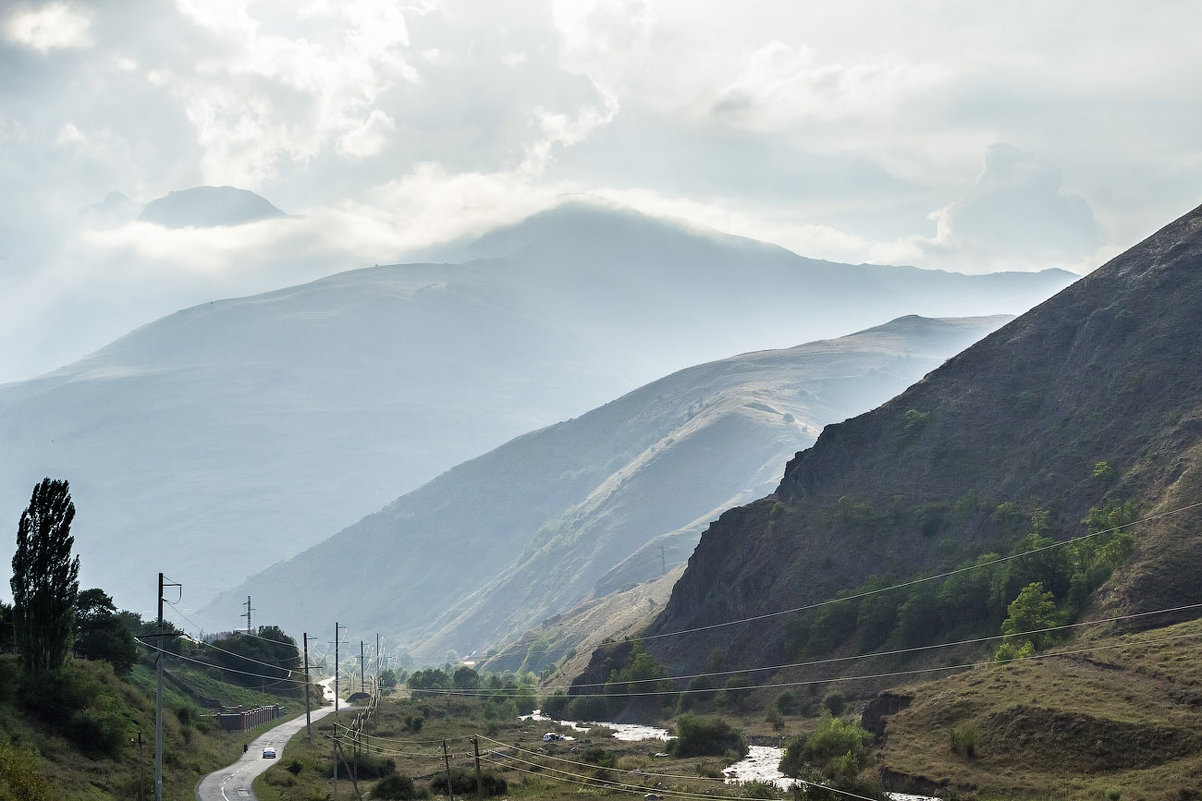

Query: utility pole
241,595,254,634
473,737,484,801
135,729,144,801
360,641,366,693
375,633,380,681
155,573,181,801
330,623,348,717
443,740,454,801
330,622,348,799
303,633,312,743
660,544,666,575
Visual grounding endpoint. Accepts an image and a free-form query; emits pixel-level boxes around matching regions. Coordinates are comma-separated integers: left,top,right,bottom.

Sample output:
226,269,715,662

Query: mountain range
202,314,1010,653
0,202,1074,617
638,200,1202,675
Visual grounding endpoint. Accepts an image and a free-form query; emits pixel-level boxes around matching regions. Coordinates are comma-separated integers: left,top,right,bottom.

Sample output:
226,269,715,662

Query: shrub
539,694,570,719
566,694,612,722
821,690,846,717
373,772,426,800
428,767,507,797
948,722,979,759
581,746,616,767
670,714,747,758
780,715,872,779
739,780,778,798
64,708,127,758
352,751,396,779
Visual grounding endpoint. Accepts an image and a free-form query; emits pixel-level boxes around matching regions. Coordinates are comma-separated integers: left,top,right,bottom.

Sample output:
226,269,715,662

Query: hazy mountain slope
204,315,1009,653
641,201,1202,673
138,185,286,227
0,202,1071,617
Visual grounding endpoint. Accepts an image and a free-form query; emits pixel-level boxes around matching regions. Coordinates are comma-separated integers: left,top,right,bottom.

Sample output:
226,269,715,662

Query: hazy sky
2,0,1200,382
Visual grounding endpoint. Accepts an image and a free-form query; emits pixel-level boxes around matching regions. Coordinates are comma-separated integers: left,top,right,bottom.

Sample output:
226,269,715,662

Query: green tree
74,588,140,675
10,478,80,674
995,581,1063,660
779,715,873,780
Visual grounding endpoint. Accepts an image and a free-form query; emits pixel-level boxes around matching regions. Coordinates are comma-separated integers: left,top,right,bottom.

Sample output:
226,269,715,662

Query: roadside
195,678,345,801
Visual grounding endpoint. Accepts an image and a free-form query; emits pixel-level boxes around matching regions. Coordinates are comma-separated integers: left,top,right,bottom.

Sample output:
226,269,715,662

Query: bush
373,773,426,800
64,708,127,758
352,751,397,779
948,723,979,759
581,745,616,767
566,694,612,722
428,767,507,797
821,690,845,717
780,716,872,780
539,694,570,719
739,780,778,798
670,714,747,758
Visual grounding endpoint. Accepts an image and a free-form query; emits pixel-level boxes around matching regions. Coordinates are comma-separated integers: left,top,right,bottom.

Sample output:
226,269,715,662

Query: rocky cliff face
643,202,1202,673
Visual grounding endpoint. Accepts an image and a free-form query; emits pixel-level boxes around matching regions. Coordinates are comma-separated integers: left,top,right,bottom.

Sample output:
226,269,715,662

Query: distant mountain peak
138,185,286,228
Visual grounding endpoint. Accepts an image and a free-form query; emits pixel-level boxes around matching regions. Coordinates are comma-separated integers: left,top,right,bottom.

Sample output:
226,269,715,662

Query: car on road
262,747,277,759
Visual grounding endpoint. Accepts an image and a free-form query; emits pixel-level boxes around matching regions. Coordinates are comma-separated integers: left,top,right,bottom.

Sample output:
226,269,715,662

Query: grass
0,653,320,800
251,693,826,801
873,617,1202,800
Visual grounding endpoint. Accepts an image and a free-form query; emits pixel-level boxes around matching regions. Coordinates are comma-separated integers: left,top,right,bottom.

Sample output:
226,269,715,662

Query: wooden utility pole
303,633,312,743
154,573,180,801
443,740,454,800
473,737,484,801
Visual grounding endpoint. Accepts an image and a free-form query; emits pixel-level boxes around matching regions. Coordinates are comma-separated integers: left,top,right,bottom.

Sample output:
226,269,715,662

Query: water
524,713,935,800
721,745,938,801
722,745,800,791
522,711,671,742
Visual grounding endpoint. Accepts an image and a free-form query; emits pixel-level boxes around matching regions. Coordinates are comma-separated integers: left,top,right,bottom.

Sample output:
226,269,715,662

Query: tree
994,581,1063,661
74,588,139,675
10,478,80,674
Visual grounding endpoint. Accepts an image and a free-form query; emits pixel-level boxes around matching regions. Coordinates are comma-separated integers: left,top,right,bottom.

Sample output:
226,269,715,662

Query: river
524,712,935,800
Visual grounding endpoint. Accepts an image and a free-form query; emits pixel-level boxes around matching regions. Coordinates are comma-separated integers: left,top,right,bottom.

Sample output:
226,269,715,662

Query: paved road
195,680,349,801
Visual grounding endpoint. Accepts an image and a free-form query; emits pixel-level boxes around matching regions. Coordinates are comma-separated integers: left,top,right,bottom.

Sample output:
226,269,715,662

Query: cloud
4,3,93,51
710,40,947,130
919,143,1102,271
338,109,397,159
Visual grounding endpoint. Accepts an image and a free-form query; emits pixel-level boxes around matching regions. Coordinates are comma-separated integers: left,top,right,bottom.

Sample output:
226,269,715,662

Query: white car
262,747,277,759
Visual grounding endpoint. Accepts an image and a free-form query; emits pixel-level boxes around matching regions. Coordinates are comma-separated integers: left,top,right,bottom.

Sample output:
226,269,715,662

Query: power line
401,623,1202,701
136,637,313,686
394,499,1202,667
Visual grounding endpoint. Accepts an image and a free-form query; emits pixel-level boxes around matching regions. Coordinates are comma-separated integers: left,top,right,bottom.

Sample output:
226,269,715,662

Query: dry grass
874,617,1202,800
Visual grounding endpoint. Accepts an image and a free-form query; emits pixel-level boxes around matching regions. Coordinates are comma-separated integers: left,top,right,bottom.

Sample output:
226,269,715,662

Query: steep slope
643,201,1202,673
0,202,1071,616
204,315,1008,652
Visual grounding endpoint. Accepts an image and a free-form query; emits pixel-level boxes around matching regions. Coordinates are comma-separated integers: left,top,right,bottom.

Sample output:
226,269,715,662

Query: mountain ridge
202,315,1010,651
0,202,1073,615
639,200,1202,673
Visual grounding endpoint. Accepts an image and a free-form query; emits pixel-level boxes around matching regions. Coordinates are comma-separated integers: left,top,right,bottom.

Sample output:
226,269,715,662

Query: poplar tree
10,478,80,674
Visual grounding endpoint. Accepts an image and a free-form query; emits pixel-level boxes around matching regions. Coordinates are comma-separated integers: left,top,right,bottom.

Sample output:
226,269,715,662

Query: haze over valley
3,4,1202,799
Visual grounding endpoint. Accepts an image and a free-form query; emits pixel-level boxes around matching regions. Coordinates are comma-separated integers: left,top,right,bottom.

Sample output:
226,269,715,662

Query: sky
1,0,1200,383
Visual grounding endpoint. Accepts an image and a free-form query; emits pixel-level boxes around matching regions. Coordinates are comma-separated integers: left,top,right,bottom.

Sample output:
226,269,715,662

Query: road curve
195,680,350,801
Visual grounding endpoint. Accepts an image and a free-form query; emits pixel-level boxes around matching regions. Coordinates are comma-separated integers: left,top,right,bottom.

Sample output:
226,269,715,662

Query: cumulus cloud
2,1,1202,382
4,3,93,51
711,40,947,130
920,144,1102,271
338,109,398,159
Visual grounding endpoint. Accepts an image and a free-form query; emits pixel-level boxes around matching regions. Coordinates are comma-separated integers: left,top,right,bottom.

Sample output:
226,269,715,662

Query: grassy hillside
645,202,1202,676
874,617,1202,799
0,652,319,800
